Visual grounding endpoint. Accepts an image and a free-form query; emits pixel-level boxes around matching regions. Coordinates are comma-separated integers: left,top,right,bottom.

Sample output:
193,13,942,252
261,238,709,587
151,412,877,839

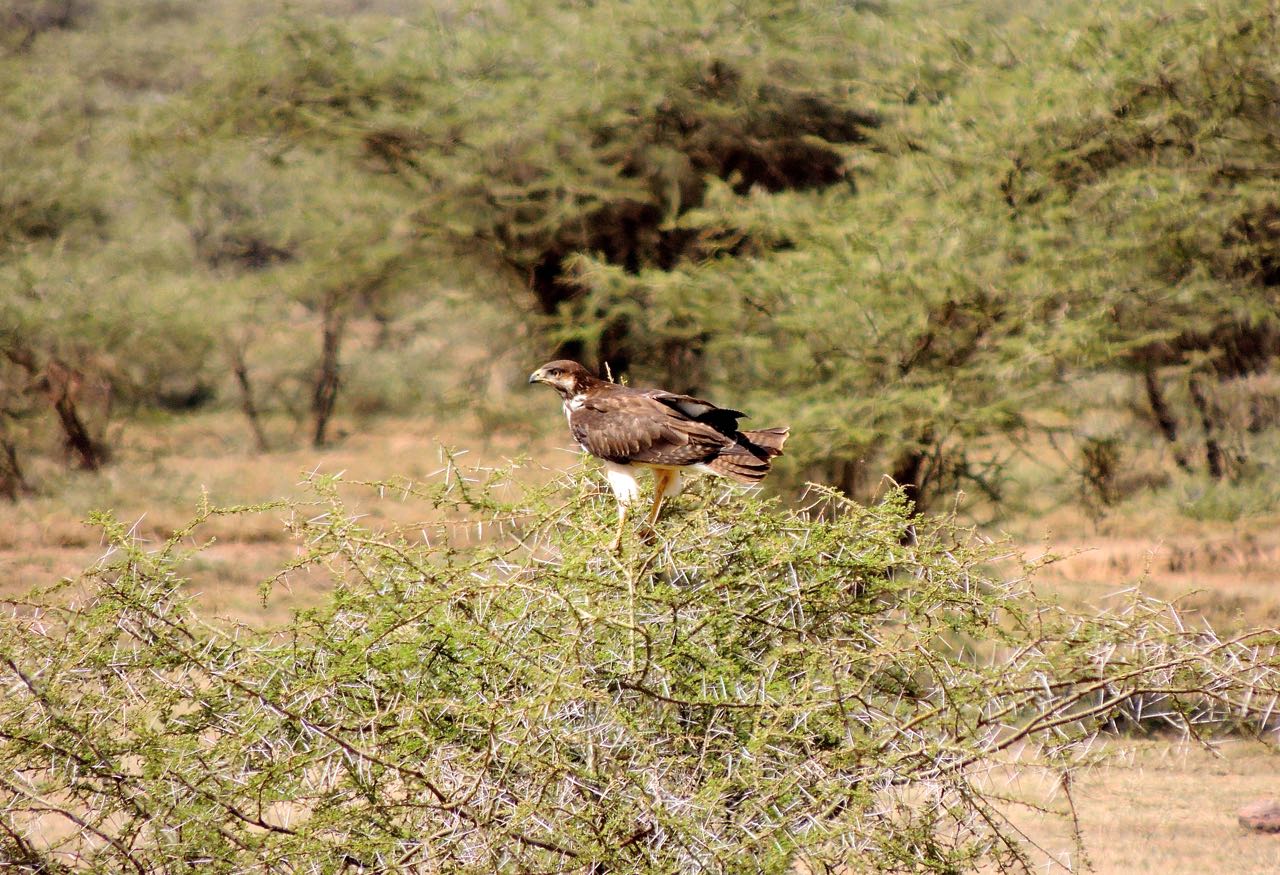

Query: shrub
1,465,1277,872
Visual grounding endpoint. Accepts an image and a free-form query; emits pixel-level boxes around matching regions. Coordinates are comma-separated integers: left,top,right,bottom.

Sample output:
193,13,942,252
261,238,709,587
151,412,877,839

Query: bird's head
528,360,594,398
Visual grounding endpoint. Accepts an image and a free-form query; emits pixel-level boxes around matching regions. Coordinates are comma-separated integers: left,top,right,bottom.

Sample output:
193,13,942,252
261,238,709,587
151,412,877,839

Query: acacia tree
1001,4,1280,481
0,66,109,477
302,240,408,448
0,1,226,486
0,467,1276,872
0,240,215,480
136,20,427,449
547,0,1280,510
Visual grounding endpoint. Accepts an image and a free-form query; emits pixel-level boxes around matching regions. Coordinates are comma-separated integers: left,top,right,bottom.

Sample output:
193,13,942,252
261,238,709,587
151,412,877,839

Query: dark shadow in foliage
362,126,438,173
0,192,107,246
185,187,296,275
1,0,93,54
1225,203,1280,291
444,61,880,380
153,380,216,412
194,232,294,273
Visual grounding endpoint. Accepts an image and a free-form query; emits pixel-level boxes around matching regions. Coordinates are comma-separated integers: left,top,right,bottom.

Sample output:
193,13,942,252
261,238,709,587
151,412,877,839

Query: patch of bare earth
0,411,569,624
993,741,1280,874
1026,530,1280,634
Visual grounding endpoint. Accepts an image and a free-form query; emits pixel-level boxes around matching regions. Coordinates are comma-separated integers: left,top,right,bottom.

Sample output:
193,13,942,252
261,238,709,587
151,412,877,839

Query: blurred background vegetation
2,0,1278,524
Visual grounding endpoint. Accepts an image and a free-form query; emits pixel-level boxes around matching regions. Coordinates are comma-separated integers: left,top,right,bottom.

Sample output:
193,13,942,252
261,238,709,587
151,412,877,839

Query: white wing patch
643,390,718,420
670,399,715,418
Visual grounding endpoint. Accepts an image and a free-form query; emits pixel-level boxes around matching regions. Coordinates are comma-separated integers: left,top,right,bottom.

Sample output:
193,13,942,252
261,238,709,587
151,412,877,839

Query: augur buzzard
529,360,789,549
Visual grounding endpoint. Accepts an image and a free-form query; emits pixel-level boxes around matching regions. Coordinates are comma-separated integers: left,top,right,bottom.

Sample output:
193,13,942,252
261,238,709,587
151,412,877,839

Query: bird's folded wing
571,394,727,466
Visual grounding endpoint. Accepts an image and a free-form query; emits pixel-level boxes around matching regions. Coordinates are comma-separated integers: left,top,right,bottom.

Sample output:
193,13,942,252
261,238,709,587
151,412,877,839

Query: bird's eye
548,368,561,376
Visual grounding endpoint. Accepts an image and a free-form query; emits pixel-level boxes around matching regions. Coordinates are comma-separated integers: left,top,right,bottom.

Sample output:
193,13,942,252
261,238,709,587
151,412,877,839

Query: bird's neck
557,373,606,399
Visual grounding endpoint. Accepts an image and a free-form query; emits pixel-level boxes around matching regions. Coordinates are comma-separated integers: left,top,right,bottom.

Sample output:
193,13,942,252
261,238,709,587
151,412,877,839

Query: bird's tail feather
742,427,789,458
704,454,771,483
707,427,790,483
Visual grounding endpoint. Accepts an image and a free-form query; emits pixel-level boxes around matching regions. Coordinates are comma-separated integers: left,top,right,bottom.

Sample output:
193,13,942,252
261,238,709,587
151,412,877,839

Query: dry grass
0,409,570,622
989,425,1280,635
1025,532,1280,635
997,740,1280,874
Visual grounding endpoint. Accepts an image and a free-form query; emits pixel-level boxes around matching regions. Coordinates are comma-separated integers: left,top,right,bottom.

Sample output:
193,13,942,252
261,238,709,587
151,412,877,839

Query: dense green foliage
2,469,1277,871
1,0,1278,512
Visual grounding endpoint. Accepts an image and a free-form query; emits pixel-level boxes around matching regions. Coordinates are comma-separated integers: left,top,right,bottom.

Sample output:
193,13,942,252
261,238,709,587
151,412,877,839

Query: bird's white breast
563,394,586,426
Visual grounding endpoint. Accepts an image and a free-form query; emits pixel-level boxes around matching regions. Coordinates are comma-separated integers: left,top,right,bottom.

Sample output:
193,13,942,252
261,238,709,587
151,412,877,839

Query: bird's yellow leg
610,503,628,553
647,469,675,527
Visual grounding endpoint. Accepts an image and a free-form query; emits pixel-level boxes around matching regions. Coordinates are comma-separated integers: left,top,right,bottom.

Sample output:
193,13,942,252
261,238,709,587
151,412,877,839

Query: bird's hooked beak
528,368,546,385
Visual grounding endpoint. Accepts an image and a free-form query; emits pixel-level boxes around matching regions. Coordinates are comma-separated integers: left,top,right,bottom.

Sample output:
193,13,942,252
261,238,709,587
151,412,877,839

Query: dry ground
0,410,567,621
997,740,1280,874
2,412,1279,872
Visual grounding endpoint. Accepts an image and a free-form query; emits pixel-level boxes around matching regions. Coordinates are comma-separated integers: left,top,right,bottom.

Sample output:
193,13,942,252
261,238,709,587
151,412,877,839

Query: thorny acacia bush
1,462,1278,873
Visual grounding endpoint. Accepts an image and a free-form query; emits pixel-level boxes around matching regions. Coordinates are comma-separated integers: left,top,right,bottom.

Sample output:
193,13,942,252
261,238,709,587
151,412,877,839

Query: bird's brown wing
570,391,731,466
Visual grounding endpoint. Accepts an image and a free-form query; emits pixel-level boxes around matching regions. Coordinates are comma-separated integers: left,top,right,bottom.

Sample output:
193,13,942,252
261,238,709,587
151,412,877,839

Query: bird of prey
529,359,789,550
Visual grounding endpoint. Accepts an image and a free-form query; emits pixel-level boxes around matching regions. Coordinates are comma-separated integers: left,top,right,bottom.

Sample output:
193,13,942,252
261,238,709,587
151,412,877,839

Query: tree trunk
836,457,863,500
42,360,103,471
4,350,105,471
0,430,30,501
1142,368,1191,472
312,299,346,448
889,430,934,513
227,341,269,453
51,393,101,470
1187,374,1224,480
